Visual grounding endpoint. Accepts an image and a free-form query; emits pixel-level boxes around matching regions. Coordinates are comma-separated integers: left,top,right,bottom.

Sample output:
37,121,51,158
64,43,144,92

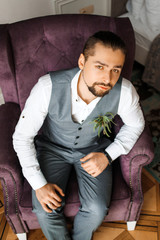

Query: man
13,31,144,240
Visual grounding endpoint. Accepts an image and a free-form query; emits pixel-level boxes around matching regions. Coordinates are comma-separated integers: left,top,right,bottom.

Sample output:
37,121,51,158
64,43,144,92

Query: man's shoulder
122,77,133,87
121,77,139,104
38,74,52,88
121,78,135,94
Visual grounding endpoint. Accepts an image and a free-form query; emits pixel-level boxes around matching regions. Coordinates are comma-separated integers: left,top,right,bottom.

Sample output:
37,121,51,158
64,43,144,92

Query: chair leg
16,233,27,240
127,221,137,231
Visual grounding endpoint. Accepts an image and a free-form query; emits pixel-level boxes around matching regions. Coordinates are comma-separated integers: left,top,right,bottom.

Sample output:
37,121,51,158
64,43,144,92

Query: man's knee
81,200,108,221
89,201,108,218
32,189,65,215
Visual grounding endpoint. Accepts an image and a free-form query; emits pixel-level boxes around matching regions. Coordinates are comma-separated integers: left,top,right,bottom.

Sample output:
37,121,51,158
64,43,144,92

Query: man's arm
81,79,145,176
13,75,50,190
105,78,145,160
13,75,65,212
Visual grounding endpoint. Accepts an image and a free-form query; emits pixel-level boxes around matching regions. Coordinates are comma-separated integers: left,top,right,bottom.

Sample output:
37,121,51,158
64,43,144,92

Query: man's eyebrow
94,61,123,69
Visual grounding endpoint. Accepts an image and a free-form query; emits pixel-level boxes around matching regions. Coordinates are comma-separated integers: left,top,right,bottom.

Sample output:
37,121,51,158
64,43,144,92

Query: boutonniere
91,112,116,137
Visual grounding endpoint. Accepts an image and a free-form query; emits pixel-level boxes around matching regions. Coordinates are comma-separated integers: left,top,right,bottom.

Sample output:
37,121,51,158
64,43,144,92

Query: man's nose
102,71,111,84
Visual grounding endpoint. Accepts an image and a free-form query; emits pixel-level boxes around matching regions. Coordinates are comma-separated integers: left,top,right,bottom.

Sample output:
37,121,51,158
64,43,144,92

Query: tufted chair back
1,14,135,110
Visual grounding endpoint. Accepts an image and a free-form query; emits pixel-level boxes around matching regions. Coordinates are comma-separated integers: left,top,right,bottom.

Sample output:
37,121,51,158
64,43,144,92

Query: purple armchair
0,14,154,240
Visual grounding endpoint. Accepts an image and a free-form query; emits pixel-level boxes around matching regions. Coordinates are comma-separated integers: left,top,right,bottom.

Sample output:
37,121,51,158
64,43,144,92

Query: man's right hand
35,183,65,213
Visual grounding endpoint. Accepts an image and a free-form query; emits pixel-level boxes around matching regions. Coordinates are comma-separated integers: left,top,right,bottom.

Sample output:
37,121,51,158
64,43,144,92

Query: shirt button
78,127,82,130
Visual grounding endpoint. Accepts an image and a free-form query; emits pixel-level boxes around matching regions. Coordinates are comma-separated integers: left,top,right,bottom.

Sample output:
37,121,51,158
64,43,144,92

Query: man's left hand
80,152,109,177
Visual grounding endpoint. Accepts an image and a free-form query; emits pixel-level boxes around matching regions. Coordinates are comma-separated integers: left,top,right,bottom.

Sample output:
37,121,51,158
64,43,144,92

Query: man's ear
78,53,85,70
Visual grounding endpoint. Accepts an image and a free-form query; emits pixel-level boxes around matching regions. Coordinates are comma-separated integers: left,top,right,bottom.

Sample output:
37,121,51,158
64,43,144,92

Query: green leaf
90,111,116,138
103,125,110,137
105,123,112,133
93,122,100,131
102,115,108,120
110,119,117,125
106,112,115,118
98,127,101,137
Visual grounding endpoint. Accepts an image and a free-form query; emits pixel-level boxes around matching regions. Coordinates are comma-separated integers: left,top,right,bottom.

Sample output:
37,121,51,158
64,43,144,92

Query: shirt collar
71,69,81,102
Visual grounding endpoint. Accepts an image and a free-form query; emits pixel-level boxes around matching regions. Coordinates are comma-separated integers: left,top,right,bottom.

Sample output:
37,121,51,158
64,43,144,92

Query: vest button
74,142,78,145
76,136,80,139
78,127,82,130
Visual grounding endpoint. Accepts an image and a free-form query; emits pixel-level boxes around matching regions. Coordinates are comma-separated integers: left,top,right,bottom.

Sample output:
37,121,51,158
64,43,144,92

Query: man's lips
97,85,109,90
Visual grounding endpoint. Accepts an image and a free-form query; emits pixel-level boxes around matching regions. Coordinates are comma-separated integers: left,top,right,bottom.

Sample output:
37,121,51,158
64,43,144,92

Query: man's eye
96,65,103,70
113,69,119,73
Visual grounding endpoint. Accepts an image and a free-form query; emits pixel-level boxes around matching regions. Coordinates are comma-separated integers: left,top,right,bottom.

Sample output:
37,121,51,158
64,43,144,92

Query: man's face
78,43,125,97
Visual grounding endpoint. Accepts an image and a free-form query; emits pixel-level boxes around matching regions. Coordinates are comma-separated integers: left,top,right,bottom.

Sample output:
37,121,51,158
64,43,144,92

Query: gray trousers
32,142,112,240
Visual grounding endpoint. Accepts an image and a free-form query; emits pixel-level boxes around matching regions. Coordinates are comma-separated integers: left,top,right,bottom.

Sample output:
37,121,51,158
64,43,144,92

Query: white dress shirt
13,70,145,190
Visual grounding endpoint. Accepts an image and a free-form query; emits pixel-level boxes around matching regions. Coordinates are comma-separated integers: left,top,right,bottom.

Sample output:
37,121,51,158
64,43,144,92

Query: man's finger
80,153,92,162
47,201,61,209
91,173,98,177
53,184,65,200
48,198,62,208
42,202,52,213
81,163,93,172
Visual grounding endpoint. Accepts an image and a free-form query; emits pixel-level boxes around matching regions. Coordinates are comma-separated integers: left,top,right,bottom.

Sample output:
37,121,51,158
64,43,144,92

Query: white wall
55,0,110,16
0,0,55,24
0,0,110,24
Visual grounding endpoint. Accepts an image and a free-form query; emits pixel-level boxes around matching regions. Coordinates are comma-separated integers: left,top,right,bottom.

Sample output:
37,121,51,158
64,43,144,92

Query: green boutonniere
91,112,116,137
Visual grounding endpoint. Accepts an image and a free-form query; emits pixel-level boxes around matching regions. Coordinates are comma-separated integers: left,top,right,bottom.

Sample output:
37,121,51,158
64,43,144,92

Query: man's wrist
103,151,113,165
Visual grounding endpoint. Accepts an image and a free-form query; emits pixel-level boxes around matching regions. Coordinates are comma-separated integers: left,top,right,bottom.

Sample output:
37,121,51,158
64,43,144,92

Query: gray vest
37,68,122,155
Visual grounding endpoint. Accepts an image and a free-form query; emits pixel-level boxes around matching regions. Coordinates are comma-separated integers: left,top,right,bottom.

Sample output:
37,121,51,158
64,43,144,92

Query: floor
0,168,160,240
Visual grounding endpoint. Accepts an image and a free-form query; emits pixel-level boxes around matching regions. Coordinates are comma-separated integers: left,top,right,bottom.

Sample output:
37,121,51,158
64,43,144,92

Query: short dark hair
83,31,127,61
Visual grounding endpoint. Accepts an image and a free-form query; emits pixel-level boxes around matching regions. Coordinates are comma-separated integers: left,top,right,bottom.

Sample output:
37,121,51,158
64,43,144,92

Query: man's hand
80,152,109,177
35,183,65,213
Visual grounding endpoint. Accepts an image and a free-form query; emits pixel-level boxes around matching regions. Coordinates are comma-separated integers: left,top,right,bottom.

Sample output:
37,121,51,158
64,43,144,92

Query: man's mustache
93,82,112,88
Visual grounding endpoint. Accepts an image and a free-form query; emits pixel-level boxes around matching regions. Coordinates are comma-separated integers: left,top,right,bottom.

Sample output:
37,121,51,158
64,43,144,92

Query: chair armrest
0,103,26,223
119,123,154,185
113,116,154,221
113,115,154,177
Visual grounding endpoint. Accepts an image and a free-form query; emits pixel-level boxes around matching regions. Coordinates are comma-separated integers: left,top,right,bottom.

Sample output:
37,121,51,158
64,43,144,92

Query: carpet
131,61,160,183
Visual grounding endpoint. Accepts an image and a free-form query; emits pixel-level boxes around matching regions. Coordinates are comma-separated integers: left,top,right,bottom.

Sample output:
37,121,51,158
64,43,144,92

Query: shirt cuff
25,172,48,190
105,142,124,161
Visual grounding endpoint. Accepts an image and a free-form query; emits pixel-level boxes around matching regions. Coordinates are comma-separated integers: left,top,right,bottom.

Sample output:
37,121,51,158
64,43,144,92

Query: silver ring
48,203,52,207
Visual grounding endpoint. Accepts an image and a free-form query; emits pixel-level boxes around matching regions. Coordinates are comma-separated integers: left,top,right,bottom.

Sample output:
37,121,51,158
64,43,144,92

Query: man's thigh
37,147,72,189
32,147,73,213
74,158,112,211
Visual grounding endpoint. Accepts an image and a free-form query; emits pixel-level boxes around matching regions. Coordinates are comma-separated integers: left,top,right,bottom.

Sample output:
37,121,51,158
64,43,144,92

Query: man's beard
81,70,112,97
87,82,112,97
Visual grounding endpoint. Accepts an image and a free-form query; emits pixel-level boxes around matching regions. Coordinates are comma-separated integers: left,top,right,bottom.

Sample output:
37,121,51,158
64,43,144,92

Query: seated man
13,31,144,240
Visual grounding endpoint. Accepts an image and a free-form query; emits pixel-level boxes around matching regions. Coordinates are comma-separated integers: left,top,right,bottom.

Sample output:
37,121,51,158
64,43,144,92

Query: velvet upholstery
0,14,154,234
0,26,18,103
